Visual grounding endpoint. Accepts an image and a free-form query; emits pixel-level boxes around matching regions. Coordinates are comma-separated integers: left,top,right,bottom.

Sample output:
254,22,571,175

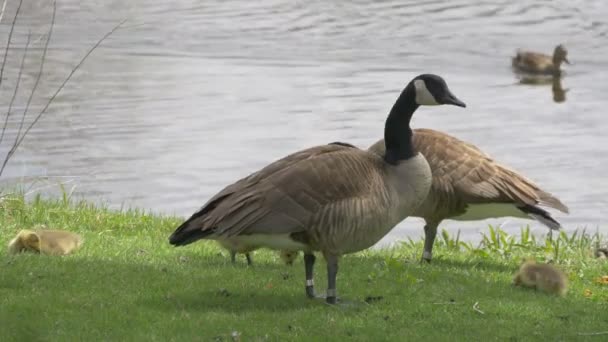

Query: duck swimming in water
512,44,570,75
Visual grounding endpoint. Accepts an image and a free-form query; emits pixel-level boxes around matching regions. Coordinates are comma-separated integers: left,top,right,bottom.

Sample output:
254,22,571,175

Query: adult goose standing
168,74,466,304
367,128,569,262
512,44,570,75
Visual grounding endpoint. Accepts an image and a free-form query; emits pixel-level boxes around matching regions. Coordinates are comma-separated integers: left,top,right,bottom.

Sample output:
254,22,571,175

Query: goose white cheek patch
414,79,440,106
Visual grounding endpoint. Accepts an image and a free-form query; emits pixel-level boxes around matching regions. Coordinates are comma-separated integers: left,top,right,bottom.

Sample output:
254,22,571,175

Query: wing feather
170,143,381,242
367,129,568,218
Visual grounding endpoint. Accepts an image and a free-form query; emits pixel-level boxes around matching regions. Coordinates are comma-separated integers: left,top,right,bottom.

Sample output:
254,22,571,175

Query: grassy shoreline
1,193,607,341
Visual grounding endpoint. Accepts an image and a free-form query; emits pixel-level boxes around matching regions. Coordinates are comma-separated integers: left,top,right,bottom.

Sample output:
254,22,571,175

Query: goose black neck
384,83,419,164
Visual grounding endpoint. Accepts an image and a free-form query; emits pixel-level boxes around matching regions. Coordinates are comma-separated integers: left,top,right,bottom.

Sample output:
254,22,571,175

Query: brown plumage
512,44,570,75
512,259,568,296
169,74,466,304
8,229,83,256
177,143,431,258
212,144,356,266
368,128,569,262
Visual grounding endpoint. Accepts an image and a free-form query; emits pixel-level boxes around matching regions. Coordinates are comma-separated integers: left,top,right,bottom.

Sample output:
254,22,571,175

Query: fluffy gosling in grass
218,241,300,266
595,247,608,260
8,229,83,256
512,259,568,296
279,250,300,265
217,240,254,265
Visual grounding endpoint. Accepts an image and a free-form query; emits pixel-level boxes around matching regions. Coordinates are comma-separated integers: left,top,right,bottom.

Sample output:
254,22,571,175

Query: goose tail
169,217,214,246
536,190,569,214
519,204,562,230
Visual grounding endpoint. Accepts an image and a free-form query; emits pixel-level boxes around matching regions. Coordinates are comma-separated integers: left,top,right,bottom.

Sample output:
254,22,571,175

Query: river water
1,0,606,246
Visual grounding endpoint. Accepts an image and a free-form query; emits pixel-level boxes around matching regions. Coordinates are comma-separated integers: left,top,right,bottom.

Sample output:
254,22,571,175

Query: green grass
1,193,607,341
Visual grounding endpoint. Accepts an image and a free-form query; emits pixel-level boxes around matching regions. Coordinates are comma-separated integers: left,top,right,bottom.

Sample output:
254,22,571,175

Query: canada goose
367,128,569,262
512,44,570,75
169,74,466,304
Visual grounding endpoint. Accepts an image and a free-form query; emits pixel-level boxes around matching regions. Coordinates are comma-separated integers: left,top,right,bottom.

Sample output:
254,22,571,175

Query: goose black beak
564,57,571,65
443,91,466,108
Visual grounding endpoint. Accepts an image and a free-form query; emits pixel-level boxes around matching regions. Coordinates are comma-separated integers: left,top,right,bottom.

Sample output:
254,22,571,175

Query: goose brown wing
368,129,568,215
170,143,376,242
210,148,381,237
205,143,352,205
413,129,568,213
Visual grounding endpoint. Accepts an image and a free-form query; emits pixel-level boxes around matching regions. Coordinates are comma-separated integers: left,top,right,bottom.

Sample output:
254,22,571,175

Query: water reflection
551,77,568,103
516,75,569,103
0,0,606,247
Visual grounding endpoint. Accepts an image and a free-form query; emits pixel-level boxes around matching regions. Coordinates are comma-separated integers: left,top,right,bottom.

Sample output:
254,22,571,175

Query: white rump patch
414,79,440,106
450,203,527,221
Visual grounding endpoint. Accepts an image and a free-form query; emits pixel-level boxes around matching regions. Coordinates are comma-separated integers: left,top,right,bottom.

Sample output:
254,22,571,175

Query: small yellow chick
8,229,83,256
279,250,300,265
513,259,568,296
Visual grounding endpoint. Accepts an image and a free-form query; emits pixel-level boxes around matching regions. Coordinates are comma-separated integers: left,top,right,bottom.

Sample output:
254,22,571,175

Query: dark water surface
1,0,606,246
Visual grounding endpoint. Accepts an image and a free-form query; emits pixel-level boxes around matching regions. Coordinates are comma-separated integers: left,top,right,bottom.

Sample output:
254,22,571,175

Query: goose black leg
304,252,316,298
326,254,339,304
245,253,253,266
422,221,439,263
230,251,237,264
